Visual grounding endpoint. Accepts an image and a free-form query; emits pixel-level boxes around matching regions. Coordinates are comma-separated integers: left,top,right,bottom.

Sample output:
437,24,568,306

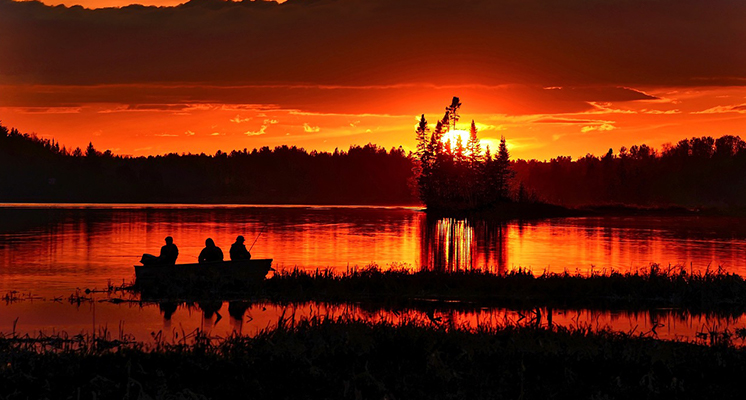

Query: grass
2,316,746,399
258,263,746,313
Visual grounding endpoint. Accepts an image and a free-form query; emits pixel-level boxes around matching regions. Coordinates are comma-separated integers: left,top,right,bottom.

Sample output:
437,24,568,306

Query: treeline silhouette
513,135,746,208
0,124,416,204
4,121,746,209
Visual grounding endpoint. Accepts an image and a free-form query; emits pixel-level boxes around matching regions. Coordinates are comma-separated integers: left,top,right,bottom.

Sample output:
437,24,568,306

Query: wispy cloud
692,104,746,114
11,107,82,114
230,115,252,123
584,102,637,115
303,123,321,133
244,118,279,136
581,123,616,133
641,109,681,114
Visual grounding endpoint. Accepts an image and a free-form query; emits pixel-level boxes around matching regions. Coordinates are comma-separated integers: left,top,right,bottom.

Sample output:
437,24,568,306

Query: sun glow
442,129,470,146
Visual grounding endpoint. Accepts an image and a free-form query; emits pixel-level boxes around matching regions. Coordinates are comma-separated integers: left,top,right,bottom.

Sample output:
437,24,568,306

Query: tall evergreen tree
467,120,481,166
415,114,429,161
495,136,514,200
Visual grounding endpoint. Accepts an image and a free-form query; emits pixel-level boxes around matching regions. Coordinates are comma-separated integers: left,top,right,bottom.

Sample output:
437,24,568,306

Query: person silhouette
159,236,179,265
198,238,224,263
140,236,178,265
229,235,252,261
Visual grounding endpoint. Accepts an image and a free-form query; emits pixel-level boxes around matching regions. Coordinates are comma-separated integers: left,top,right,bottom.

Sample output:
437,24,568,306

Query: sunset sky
1,0,745,160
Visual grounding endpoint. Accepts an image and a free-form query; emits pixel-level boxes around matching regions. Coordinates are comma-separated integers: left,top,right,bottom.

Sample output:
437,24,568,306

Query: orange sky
1,0,746,160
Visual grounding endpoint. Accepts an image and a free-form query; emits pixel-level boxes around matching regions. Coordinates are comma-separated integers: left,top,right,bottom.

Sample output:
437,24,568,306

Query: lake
2,204,746,342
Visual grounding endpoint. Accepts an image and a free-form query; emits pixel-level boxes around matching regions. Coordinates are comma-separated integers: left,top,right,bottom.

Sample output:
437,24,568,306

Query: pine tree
467,120,482,166
495,136,514,200
415,114,429,162
429,120,444,157
85,142,98,158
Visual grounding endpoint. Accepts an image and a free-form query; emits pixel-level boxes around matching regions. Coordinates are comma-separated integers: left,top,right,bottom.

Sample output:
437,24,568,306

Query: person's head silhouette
165,236,173,245
205,238,215,247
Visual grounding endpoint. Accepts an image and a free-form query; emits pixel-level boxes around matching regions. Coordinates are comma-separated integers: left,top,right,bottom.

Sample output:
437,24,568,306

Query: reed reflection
140,300,746,346
420,216,507,273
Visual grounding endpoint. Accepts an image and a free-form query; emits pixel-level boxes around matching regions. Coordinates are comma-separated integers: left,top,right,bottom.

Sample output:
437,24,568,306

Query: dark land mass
425,201,583,220
0,124,416,205
5,124,746,214
2,318,746,399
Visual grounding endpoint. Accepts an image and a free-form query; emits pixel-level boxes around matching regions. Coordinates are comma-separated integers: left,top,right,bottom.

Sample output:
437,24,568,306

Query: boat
134,259,274,290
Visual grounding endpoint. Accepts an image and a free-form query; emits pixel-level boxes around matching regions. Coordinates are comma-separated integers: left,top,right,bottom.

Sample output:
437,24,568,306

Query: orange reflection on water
5,206,746,344
2,296,744,346
420,218,507,273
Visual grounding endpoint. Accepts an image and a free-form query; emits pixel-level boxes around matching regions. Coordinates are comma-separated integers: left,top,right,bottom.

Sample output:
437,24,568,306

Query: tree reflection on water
420,216,507,273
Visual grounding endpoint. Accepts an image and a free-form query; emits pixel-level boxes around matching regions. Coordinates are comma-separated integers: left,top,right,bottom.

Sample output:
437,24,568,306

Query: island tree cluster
414,98,515,212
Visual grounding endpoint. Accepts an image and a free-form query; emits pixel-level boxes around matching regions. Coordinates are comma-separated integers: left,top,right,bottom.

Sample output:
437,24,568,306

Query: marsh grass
258,263,746,313
2,316,746,399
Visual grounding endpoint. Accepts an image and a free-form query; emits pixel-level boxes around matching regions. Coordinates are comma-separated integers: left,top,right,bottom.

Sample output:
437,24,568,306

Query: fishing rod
249,223,268,251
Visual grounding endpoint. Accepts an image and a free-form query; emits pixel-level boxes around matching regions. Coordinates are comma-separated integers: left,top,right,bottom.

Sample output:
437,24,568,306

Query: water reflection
421,215,746,274
420,216,507,273
6,205,746,344
4,295,745,346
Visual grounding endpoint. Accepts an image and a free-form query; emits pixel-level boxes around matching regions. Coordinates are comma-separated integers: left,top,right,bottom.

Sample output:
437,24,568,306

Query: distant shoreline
5,201,746,218
0,202,423,210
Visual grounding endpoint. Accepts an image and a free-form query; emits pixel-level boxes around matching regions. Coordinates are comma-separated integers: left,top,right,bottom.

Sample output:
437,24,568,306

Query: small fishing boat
134,259,274,288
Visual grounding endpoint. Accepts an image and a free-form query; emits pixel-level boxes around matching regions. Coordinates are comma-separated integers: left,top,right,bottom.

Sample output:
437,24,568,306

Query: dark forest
0,124,416,205
2,123,746,209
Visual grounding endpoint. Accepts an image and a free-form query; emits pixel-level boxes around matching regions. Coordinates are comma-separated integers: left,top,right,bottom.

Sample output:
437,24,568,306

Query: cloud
474,123,506,132
534,118,611,125
185,130,195,136
2,0,745,91
244,128,266,136
584,102,637,115
10,107,82,114
303,123,320,133
97,104,189,113
244,118,278,136
581,123,616,133
642,109,681,114
692,104,746,114
230,115,251,123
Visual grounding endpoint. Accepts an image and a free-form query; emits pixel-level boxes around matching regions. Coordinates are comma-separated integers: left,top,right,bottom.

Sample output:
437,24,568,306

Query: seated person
198,238,224,263
140,236,179,265
229,235,252,261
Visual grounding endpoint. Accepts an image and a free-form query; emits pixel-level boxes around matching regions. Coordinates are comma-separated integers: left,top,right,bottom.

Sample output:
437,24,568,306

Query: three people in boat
198,238,224,263
142,235,252,265
140,236,179,266
229,235,252,261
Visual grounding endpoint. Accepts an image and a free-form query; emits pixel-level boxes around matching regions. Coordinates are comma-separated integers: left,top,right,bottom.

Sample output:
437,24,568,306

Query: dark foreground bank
1,318,745,399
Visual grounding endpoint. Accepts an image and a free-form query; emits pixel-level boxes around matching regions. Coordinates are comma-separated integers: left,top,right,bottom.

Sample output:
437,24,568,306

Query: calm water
3,204,746,342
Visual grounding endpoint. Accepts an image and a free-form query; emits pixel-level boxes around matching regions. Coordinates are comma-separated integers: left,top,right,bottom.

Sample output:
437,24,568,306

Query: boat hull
134,259,273,289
